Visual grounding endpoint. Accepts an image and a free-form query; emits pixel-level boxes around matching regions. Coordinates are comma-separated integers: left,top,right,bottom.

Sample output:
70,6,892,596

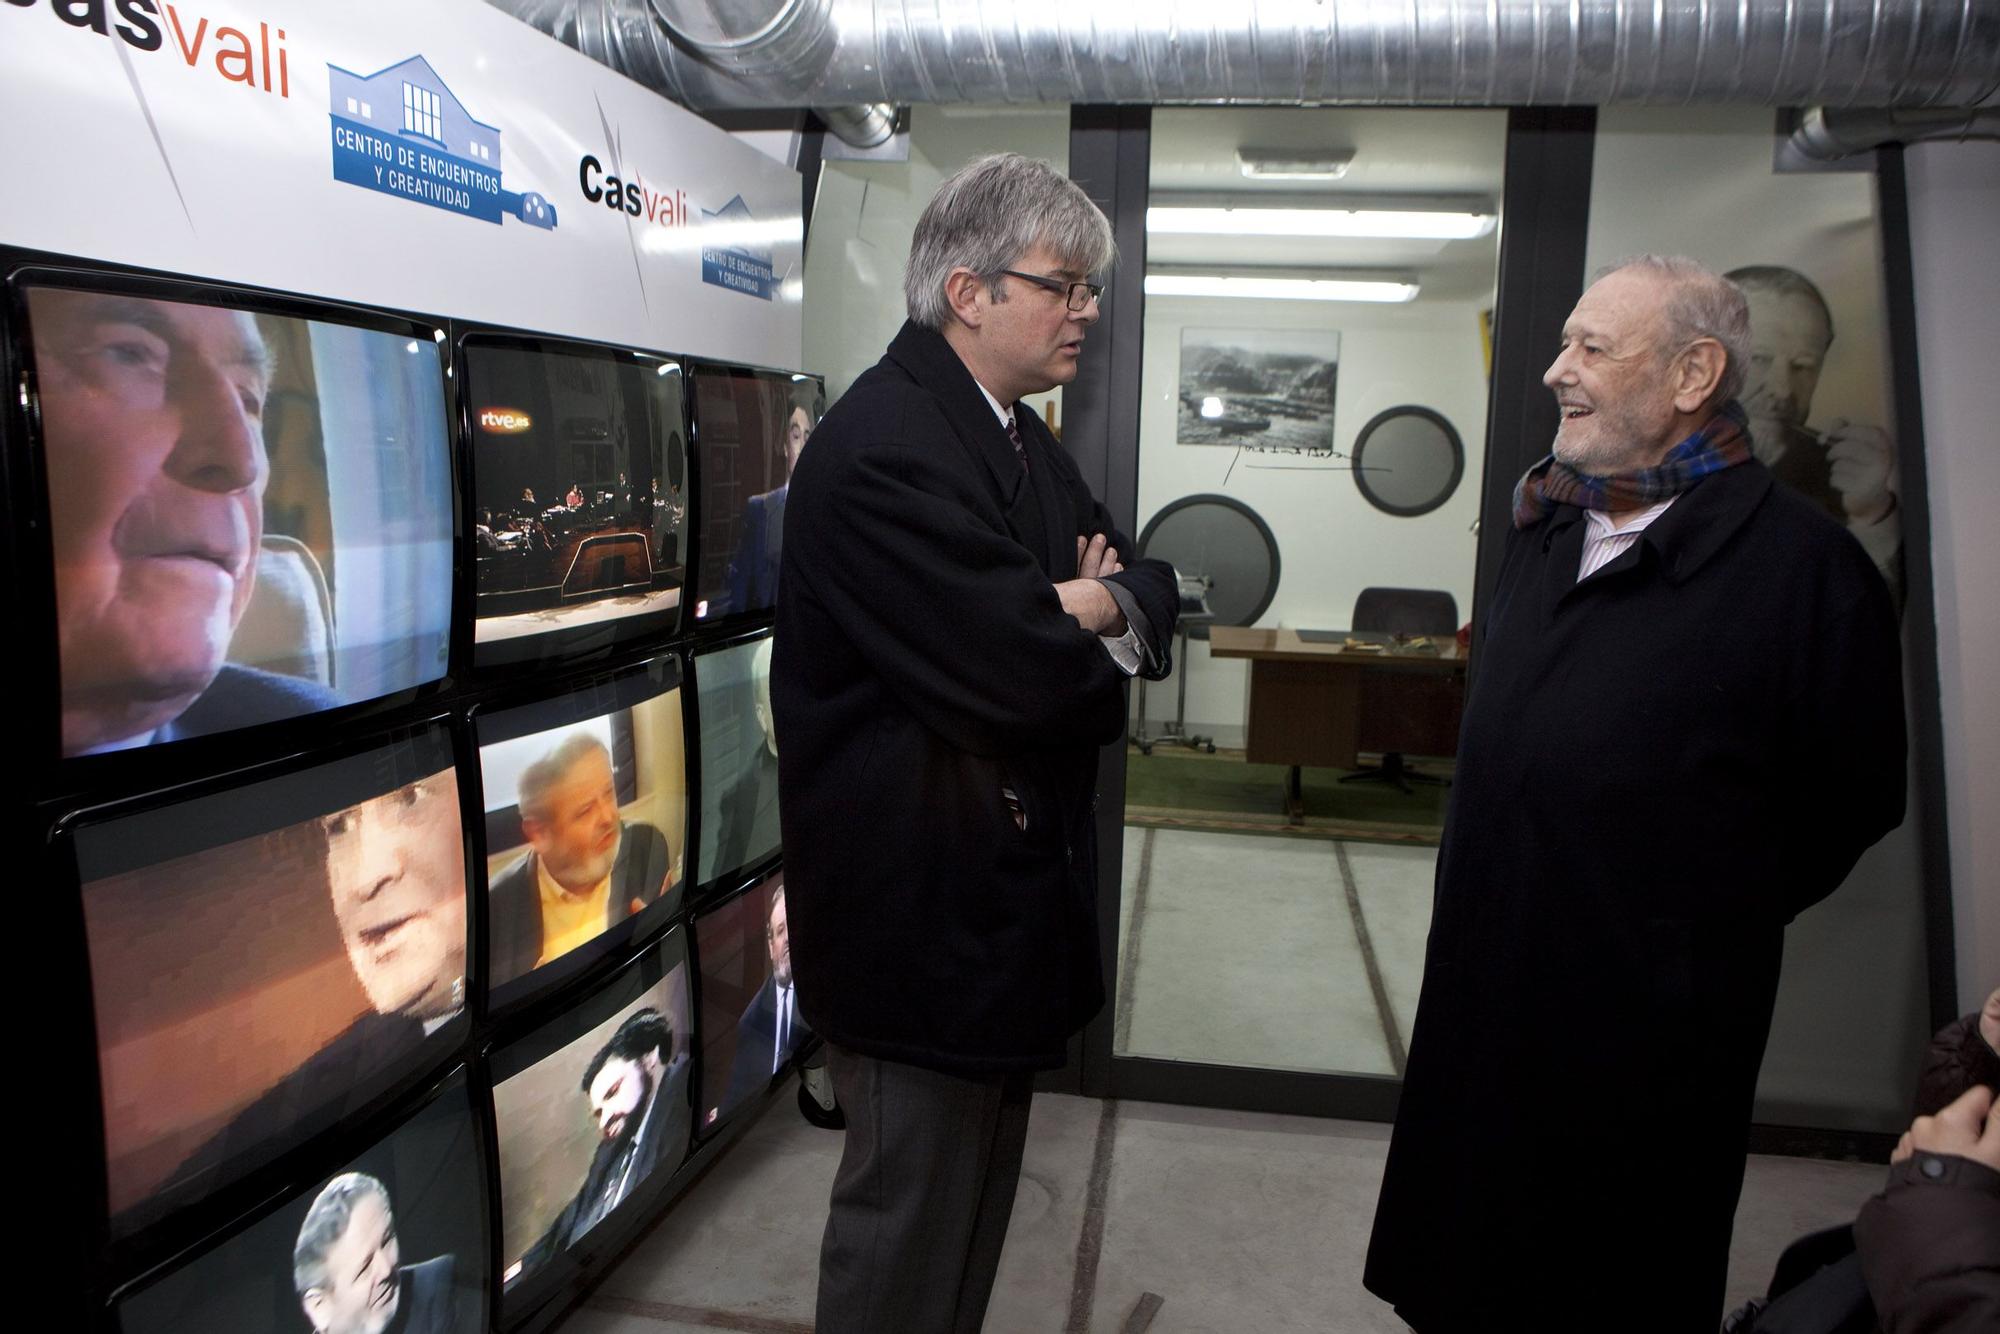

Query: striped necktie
1005,415,1029,472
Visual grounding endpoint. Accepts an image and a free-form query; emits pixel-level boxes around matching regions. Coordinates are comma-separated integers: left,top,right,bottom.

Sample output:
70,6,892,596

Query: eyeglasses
998,269,1105,312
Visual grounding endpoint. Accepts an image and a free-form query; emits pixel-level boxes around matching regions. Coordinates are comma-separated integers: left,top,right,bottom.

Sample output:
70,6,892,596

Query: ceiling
1147,107,1507,303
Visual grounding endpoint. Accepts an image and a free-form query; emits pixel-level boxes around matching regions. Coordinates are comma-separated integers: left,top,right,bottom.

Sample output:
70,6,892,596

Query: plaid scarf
1512,400,1754,529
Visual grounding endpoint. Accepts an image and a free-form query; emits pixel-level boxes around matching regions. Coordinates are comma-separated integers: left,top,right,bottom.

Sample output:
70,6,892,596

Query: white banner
0,0,804,370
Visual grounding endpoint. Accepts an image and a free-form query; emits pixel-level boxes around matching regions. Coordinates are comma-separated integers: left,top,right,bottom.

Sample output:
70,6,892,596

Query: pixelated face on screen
493,952,691,1287
323,774,469,1023
297,1175,401,1334
27,285,453,757
520,737,621,890
82,757,468,1224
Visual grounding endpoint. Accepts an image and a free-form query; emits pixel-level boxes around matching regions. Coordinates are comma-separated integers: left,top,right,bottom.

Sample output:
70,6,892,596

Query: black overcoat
772,321,1177,1077
1365,461,1905,1331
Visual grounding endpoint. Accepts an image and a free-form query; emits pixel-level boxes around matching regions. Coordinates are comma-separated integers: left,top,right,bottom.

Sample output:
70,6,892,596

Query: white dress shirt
1577,497,1677,582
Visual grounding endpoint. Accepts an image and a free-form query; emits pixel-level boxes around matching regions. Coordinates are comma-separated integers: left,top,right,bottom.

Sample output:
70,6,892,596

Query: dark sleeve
1854,1154,2000,1334
1915,1014,2000,1118
788,434,1131,757
1775,566,1906,919
1082,505,1178,681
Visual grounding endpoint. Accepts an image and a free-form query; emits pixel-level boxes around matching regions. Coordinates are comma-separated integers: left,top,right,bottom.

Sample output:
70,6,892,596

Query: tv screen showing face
75,727,468,1237
694,635,780,890
116,1074,487,1334
688,366,823,623
21,280,454,758
492,934,692,1294
475,661,687,1007
464,338,687,660
696,871,806,1132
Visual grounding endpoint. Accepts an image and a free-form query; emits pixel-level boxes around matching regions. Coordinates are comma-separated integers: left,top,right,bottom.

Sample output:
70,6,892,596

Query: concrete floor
560,1079,1887,1334
1114,827,1434,1076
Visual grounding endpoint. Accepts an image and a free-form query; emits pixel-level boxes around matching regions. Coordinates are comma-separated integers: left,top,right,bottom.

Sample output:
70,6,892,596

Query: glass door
1103,107,1506,1106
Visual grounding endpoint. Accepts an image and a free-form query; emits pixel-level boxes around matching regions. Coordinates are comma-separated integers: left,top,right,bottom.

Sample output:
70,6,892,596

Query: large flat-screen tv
114,1073,487,1333
72,725,469,1239
692,633,780,894
474,658,687,1011
10,268,455,759
694,870,806,1136
491,931,692,1317
687,364,822,625
463,334,687,665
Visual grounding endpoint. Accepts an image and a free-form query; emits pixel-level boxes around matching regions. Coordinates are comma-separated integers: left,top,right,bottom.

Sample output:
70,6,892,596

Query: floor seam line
1062,1095,1121,1334
1335,840,1409,1076
1112,825,1155,1054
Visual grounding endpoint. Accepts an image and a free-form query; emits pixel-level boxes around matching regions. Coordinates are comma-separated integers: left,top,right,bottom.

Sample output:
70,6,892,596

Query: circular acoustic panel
1352,405,1466,518
1136,494,1280,641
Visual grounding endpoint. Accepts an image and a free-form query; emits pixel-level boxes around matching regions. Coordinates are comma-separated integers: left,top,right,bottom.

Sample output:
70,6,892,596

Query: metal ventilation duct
491,0,2000,119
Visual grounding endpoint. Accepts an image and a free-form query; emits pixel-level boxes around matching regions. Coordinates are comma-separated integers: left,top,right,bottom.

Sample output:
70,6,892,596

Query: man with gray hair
773,152,1178,1330
294,1172,458,1334
1364,256,1906,1331
487,731,676,987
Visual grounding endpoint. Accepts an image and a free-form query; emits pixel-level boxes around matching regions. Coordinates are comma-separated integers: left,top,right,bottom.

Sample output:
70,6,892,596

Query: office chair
1341,587,1460,793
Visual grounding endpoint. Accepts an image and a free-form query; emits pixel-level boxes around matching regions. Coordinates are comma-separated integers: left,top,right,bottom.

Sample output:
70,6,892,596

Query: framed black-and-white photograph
1176,328,1340,454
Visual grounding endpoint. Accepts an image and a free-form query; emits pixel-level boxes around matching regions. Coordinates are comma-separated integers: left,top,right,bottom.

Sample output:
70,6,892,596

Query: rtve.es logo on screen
5,0,292,97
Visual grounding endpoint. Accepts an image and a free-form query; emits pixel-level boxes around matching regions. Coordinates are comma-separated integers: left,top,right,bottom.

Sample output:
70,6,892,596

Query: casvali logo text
4,0,292,96
327,54,556,232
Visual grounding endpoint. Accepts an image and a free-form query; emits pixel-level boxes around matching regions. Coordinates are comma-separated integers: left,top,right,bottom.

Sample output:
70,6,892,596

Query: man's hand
1058,534,1128,634
1824,419,1898,525
1891,1083,2000,1175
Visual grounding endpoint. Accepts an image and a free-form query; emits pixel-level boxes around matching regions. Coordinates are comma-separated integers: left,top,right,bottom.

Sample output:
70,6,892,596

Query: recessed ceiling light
1236,148,1355,180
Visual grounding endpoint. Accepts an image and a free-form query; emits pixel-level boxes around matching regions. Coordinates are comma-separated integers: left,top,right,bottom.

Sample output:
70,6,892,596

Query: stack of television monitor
5,249,824,1333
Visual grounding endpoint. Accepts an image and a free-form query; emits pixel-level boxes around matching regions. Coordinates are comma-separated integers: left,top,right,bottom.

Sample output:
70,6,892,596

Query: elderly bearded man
1364,256,1906,1332
774,153,1178,1333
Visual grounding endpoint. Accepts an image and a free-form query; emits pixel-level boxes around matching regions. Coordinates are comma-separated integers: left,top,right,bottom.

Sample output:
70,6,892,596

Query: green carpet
1121,747,1448,843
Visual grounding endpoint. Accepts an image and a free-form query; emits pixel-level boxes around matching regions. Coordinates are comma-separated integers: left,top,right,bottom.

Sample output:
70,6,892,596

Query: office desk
1208,626,1468,814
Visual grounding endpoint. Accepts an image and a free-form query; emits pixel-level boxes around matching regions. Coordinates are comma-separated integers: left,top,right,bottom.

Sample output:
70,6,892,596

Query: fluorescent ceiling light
1145,272,1419,303
1236,148,1355,180
1149,205,1492,240
1146,194,1496,240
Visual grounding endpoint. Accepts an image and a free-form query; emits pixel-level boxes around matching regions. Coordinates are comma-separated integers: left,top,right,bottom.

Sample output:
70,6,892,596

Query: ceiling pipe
1790,106,2000,160
489,0,2000,121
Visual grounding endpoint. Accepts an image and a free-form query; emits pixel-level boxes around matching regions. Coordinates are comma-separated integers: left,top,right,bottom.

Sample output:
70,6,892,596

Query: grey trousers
814,1043,1035,1334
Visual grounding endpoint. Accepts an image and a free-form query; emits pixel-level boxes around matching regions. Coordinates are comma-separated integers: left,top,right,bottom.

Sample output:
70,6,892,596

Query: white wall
1905,139,2000,1014
1135,295,1490,743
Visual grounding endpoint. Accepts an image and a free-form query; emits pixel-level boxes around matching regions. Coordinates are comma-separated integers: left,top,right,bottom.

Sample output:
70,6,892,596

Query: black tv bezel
54,716,478,1284
684,626,785,906
687,866,796,1146
456,327,691,674
485,926,695,1329
681,358,824,637
0,248,464,804
467,653,691,1020
104,1065,494,1334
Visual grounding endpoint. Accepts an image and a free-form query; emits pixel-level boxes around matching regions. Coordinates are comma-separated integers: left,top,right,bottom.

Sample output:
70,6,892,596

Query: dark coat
1855,1153,2000,1334
487,822,674,988
1365,460,1905,1331
772,321,1177,1077
721,974,811,1110
384,1254,464,1334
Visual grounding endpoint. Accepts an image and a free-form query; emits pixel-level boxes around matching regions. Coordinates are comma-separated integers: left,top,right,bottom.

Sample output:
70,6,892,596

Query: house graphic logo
700,195,777,301
327,55,556,231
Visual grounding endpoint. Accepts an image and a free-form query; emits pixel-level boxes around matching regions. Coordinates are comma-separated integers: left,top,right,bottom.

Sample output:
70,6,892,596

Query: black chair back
1352,587,1458,638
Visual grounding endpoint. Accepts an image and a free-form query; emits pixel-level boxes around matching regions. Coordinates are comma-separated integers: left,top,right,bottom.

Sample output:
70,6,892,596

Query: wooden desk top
1208,625,1467,667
